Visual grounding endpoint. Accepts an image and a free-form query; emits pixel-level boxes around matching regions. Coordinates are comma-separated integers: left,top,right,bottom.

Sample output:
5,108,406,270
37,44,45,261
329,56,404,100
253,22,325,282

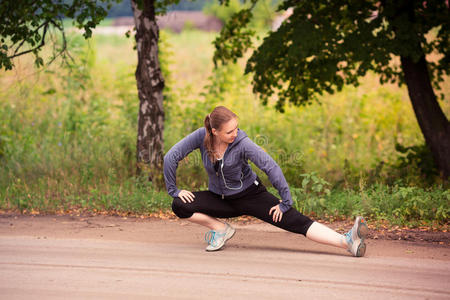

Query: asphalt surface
0,215,449,299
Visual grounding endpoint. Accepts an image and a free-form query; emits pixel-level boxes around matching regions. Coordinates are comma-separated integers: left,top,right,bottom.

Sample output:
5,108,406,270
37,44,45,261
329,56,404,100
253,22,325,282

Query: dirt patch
369,227,449,244
1,211,449,245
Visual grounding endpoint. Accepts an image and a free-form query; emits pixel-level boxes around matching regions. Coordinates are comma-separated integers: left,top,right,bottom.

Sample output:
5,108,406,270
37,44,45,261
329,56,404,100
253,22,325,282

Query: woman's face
213,118,238,144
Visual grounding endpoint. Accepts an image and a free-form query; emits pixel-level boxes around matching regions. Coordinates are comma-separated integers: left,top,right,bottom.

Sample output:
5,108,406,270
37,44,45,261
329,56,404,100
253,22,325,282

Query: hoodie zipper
215,168,224,199
220,150,228,199
217,135,238,200
218,164,225,199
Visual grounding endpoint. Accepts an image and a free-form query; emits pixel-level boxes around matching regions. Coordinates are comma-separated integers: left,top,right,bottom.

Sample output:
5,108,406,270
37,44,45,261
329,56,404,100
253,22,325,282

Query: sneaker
204,223,236,251
344,216,369,257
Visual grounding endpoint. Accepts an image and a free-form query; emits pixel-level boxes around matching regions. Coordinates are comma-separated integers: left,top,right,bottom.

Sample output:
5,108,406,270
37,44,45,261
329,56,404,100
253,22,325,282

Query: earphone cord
220,161,243,190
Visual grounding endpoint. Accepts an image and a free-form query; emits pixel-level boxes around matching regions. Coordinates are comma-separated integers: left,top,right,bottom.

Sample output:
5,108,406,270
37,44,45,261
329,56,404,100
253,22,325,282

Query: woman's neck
213,140,228,159
213,139,229,148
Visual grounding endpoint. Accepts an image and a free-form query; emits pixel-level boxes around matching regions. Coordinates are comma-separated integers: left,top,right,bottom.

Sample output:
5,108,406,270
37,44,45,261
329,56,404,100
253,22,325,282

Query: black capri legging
172,177,314,236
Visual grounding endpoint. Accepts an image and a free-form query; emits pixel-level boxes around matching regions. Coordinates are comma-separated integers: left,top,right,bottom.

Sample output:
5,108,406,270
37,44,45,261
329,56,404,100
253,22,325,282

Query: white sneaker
204,223,236,251
345,216,369,257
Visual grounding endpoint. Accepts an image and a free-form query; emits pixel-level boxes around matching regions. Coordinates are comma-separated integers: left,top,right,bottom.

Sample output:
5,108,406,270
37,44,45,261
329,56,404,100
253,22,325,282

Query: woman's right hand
178,190,195,203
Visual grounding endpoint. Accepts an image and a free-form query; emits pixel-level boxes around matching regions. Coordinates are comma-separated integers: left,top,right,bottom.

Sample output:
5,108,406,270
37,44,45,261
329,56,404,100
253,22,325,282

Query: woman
163,106,368,256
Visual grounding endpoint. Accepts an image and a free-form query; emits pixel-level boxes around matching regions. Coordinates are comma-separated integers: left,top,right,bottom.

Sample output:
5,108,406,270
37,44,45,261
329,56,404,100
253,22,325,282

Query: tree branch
12,21,49,56
46,19,70,66
7,23,49,59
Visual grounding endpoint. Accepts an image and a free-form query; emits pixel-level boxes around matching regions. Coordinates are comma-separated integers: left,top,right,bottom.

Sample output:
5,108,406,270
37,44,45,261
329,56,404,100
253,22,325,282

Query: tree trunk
400,55,450,179
131,0,165,184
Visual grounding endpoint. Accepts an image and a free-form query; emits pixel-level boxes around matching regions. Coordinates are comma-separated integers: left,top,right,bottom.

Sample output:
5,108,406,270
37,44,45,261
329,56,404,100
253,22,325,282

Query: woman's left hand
269,204,283,223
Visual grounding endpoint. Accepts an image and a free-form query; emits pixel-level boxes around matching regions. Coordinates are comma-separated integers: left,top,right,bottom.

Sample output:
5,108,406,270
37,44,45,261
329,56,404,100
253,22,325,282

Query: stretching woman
163,106,368,256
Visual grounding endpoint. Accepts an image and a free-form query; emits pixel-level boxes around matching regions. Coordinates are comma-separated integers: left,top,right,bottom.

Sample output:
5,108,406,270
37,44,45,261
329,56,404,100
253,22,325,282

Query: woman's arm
163,128,205,198
242,137,293,213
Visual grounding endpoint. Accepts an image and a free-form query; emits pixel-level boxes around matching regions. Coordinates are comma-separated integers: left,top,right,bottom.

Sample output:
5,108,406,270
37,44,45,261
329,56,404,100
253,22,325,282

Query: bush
287,176,449,226
390,143,440,184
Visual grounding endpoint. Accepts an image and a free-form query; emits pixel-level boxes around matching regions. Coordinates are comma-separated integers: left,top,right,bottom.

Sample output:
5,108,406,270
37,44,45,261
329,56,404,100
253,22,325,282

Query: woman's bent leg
172,191,241,231
188,212,227,231
172,191,240,251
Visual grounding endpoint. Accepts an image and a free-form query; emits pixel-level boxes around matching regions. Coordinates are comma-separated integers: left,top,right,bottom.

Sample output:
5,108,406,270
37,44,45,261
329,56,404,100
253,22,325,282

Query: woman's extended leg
306,217,369,257
234,183,368,256
232,184,314,235
305,222,346,249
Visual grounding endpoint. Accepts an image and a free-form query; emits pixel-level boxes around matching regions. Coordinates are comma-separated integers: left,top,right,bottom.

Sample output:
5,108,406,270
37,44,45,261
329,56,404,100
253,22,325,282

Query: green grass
0,29,449,226
2,176,171,215
285,183,449,227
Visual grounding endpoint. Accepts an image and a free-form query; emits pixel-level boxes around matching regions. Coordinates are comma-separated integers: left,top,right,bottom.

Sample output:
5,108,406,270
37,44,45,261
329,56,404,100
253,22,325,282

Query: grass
3,176,171,215
286,184,449,228
0,28,449,227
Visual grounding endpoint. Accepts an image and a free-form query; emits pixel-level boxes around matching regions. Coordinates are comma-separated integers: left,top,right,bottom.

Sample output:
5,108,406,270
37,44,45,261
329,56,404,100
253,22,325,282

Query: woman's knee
282,208,314,236
171,197,193,219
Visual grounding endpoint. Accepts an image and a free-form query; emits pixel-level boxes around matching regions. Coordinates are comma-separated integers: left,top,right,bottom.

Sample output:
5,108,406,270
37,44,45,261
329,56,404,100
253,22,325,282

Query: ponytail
204,114,215,161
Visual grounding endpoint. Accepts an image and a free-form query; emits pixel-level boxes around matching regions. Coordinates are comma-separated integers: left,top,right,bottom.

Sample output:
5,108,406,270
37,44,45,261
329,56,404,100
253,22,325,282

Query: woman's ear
211,128,217,136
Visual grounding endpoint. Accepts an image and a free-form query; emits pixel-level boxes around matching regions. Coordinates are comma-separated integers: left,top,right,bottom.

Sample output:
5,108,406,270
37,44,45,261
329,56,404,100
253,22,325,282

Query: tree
214,0,450,178
131,0,165,183
0,0,172,185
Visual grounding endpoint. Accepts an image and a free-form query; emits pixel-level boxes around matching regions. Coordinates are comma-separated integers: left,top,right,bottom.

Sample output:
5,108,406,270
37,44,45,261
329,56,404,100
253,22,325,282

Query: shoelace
344,229,353,246
205,230,216,246
204,229,226,246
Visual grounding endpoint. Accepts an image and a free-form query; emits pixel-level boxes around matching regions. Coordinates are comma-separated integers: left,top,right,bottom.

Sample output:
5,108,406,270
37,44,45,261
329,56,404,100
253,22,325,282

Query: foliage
204,0,279,29
0,0,121,70
287,173,449,226
249,0,279,29
288,172,330,216
204,0,244,23
3,175,171,214
1,29,449,226
0,32,156,213
393,143,440,182
0,0,190,71
298,172,331,196
213,0,449,111
213,8,255,67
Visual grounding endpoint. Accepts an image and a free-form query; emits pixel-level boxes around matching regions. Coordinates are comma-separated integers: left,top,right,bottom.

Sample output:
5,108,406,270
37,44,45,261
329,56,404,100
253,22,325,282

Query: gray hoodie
163,127,293,213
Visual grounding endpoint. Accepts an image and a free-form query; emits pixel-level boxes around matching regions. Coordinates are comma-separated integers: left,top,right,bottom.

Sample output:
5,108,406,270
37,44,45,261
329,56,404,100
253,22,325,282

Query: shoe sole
205,226,236,252
355,217,368,257
357,217,369,240
356,241,366,257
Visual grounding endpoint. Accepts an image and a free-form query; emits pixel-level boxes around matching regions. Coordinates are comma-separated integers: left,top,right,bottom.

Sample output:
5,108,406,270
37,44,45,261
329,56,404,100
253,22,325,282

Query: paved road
0,215,449,299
